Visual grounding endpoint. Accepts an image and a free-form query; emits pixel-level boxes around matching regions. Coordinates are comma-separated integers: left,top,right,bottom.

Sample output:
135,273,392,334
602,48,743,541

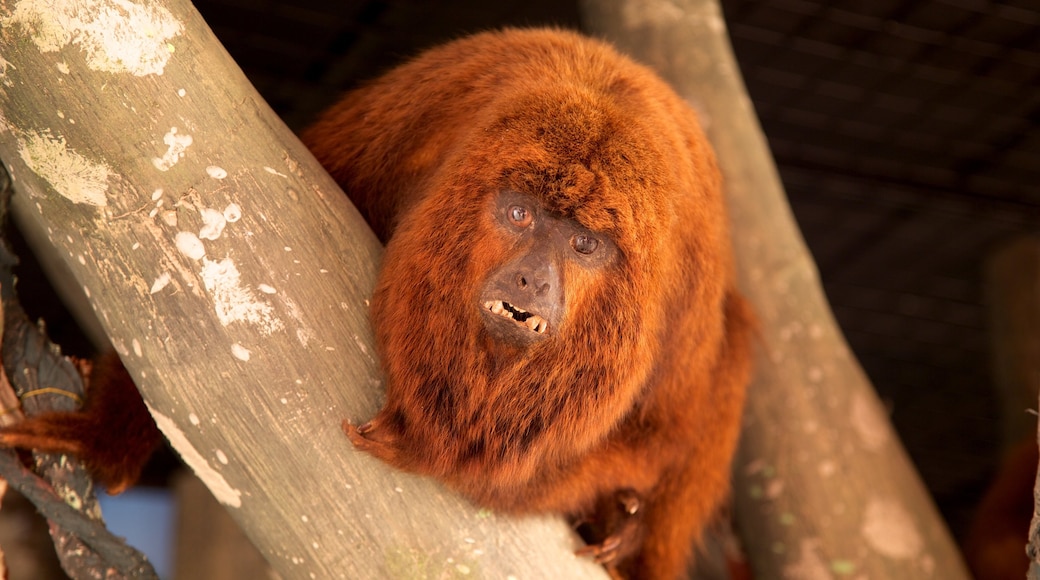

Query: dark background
18,0,1039,546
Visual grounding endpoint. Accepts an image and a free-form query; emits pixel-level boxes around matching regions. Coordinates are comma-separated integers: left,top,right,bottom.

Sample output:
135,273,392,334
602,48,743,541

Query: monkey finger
576,535,623,564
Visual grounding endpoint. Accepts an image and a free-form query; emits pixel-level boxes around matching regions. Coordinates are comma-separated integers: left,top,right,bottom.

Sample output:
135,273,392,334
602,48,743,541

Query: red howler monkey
0,28,753,579
302,28,755,579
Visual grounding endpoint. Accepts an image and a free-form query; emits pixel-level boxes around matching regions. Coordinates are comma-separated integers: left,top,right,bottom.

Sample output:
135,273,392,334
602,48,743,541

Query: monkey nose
516,273,551,296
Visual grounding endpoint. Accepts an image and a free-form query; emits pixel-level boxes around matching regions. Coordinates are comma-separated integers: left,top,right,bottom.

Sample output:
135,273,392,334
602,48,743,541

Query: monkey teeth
483,300,548,334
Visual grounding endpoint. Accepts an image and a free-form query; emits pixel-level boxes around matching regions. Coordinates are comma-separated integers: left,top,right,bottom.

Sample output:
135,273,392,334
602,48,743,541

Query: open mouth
483,300,549,334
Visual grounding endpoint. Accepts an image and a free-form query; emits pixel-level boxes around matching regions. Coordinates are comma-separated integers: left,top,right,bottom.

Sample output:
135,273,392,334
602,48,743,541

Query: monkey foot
576,534,624,564
616,488,640,515
342,418,402,465
575,488,644,567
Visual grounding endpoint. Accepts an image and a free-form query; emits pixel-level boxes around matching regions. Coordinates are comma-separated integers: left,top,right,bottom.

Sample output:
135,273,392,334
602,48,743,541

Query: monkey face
478,190,617,346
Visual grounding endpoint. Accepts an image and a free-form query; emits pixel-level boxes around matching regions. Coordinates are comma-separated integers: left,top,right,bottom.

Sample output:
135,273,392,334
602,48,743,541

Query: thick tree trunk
0,1,605,578
581,1,972,578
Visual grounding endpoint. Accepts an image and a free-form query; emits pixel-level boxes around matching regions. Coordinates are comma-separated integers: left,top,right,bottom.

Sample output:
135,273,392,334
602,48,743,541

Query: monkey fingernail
354,422,372,435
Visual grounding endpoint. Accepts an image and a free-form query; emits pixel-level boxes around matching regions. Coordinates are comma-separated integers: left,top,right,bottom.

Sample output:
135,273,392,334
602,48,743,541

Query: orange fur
0,352,161,494
303,28,754,579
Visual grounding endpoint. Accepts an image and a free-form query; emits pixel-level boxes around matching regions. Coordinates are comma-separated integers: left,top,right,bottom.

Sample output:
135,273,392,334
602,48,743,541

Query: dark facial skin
478,191,616,346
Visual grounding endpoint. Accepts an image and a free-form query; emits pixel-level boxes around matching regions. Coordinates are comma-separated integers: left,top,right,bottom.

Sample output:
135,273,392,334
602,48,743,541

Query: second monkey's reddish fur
303,29,754,578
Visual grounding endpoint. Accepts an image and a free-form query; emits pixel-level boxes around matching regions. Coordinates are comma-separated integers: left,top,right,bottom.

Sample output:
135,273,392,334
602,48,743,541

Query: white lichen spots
56,61,70,74
861,498,922,559
311,541,319,549
188,413,200,426
132,338,142,357
18,130,110,206
920,555,936,576
132,242,141,250
280,397,288,404
301,515,309,523
206,165,227,179
175,231,205,260
263,166,288,178
223,203,242,222
230,343,251,361
455,564,471,575
152,127,192,171
353,336,372,360
707,12,726,33
161,210,178,227
0,55,16,87
807,366,823,383
150,272,172,294
215,450,228,465
56,110,66,120
198,207,226,240
151,188,164,201
850,393,889,451
783,539,831,580
148,206,159,219
283,246,292,252
62,487,84,510
201,258,284,334
765,479,784,500
111,338,129,357
77,254,86,265
82,285,91,298
147,403,242,507
257,284,276,294
817,461,837,480
394,486,403,493
177,88,186,97
6,0,183,76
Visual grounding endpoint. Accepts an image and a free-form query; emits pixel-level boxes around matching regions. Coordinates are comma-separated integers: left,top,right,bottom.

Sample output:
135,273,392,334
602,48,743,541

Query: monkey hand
575,488,643,566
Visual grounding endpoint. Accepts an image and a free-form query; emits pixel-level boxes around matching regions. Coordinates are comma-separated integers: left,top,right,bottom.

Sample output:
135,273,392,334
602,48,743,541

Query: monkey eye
508,205,532,227
571,233,599,255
